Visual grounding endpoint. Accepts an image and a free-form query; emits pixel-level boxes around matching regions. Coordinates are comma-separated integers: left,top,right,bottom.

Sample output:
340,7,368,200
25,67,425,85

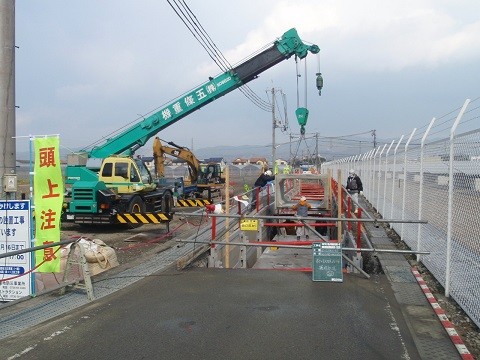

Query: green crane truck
63,28,320,227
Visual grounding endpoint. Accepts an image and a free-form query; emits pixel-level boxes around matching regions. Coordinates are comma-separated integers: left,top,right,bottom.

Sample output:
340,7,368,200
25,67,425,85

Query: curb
412,268,475,360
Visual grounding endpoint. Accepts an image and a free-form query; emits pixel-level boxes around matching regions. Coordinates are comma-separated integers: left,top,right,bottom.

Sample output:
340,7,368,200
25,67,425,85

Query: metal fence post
367,149,375,198
376,144,387,212
359,153,366,182
401,129,417,240
416,118,436,262
391,135,404,220
383,140,395,216
372,147,381,207
445,99,470,297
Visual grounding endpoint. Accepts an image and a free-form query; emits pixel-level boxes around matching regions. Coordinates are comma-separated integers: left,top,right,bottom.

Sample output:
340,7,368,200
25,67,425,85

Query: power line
167,0,271,112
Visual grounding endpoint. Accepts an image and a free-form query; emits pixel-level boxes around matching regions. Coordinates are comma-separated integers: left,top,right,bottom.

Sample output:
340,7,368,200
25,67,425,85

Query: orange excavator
153,137,223,199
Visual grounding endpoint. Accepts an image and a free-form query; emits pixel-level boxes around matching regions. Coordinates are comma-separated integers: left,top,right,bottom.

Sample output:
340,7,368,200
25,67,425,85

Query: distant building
171,158,187,166
232,158,249,165
250,157,268,168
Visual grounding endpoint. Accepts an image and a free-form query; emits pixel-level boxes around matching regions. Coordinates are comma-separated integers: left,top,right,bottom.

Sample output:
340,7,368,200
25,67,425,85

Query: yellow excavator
153,137,224,199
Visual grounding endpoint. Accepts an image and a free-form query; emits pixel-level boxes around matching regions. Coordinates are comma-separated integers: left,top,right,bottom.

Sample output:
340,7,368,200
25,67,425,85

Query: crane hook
316,73,324,96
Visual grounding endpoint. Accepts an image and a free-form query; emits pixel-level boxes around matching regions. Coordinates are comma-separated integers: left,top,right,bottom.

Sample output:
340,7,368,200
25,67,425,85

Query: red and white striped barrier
411,268,474,360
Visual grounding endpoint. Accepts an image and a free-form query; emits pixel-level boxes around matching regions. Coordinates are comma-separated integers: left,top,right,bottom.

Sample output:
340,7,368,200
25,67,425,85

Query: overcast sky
13,0,480,157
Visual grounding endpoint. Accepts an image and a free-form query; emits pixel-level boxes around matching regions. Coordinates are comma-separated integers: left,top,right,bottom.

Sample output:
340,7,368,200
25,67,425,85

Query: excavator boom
153,137,200,183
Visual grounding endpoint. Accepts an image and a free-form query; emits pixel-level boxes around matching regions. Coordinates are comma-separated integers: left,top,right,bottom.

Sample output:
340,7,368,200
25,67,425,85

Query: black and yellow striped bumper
116,213,170,224
176,199,212,207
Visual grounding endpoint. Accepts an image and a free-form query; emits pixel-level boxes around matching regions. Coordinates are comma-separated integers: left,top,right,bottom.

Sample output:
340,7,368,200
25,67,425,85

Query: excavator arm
153,137,200,183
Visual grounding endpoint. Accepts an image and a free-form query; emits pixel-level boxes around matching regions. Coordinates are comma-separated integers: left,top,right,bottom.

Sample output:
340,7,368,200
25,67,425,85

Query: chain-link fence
322,98,480,328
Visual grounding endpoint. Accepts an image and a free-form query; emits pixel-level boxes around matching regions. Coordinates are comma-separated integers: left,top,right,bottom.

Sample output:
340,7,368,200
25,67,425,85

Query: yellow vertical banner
33,137,64,272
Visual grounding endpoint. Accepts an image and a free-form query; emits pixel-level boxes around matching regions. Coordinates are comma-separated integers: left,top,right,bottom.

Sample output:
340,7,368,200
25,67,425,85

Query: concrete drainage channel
0,241,197,341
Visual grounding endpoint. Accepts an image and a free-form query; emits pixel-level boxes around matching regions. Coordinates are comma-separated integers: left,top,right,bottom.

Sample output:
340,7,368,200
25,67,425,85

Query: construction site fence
322,97,480,328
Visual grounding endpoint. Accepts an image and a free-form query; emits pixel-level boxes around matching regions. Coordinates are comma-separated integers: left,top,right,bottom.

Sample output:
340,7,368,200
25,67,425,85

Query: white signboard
0,200,32,301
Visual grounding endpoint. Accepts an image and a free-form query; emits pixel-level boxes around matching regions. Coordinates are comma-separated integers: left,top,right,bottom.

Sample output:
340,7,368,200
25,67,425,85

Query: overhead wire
84,0,274,151
167,0,271,112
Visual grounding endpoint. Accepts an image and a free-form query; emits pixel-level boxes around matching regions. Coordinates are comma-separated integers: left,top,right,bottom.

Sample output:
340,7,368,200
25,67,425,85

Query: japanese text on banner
33,137,64,272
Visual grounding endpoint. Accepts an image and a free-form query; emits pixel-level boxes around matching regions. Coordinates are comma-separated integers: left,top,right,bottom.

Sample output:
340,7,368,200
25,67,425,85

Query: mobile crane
63,28,320,227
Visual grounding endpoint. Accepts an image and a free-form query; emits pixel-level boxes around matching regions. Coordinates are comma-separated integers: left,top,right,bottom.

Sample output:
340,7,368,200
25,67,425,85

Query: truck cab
98,157,156,194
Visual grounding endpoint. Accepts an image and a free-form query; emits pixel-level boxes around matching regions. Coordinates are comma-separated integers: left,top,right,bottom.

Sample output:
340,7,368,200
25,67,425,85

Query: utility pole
0,1,17,200
271,87,276,170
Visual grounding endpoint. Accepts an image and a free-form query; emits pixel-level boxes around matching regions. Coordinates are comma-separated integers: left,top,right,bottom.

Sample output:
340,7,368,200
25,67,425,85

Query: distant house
171,158,187,166
232,158,249,165
250,157,269,168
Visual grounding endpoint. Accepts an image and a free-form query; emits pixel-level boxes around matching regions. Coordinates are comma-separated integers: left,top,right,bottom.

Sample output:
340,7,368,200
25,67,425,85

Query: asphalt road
1,268,423,360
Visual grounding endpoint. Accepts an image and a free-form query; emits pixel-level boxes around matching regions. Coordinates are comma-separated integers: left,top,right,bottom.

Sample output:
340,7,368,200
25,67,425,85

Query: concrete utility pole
271,87,276,170
371,129,377,149
0,0,17,200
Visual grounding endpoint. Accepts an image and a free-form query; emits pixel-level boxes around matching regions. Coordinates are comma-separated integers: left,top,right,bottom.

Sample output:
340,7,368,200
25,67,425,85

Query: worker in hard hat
346,169,363,213
292,196,312,240
250,170,275,212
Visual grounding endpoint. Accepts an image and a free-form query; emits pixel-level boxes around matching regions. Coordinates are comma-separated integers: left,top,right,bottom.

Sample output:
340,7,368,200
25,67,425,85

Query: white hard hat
349,169,355,174
300,196,307,202
265,170,272,176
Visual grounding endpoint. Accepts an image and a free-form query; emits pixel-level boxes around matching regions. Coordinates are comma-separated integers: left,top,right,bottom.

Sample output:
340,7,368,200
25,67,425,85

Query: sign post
0,200,32,300
312,242,343,282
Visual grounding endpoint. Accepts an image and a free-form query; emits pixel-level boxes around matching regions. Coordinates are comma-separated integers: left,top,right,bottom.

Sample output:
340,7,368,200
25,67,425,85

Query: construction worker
346,169,363,213
283,164,291,174
250,170,275,211
292,196,312,240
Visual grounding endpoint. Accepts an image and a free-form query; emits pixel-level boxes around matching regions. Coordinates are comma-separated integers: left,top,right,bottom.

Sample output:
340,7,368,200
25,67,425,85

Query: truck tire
161,191,173,214
127,196,146,229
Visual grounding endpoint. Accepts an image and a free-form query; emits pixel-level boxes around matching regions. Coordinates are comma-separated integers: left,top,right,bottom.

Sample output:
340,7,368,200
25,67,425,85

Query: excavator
152,137,223,199
63,28,320,227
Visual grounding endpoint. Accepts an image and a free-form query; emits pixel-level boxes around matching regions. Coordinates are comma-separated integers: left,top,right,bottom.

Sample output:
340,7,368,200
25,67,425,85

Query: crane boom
87,28,319,159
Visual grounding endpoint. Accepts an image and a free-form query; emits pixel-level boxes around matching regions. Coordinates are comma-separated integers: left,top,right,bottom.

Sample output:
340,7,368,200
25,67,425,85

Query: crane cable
291,55,312,161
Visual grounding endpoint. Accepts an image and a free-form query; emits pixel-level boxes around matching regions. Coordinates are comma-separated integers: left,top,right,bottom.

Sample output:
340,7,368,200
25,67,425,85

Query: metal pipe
177,212,427,224
175,239,430,254
0,238,77,260
342,254,370,279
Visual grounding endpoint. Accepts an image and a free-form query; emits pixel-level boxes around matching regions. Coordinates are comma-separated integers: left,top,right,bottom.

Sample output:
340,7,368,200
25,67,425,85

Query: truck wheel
161,191,173,214
127,196,146,229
